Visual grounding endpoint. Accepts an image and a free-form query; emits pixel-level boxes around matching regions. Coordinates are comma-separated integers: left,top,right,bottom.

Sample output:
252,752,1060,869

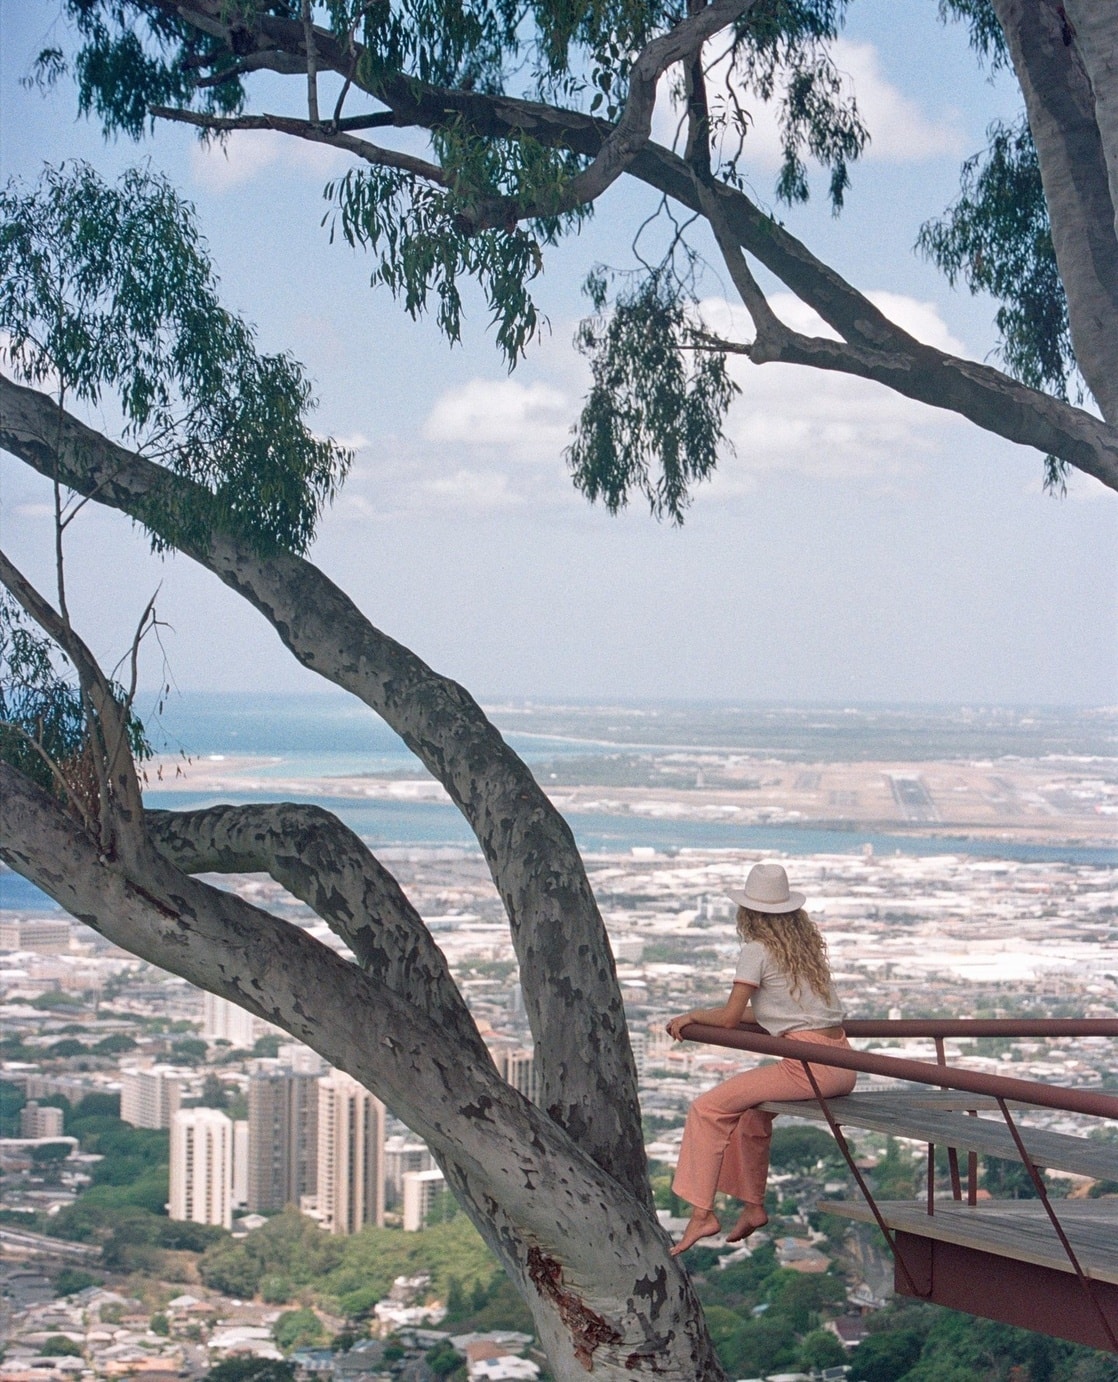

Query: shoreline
140,754,1117,854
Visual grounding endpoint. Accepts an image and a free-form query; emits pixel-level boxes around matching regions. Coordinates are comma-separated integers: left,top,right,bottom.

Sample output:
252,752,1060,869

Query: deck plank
758,1092,1118,1180
818,1198,1118,1284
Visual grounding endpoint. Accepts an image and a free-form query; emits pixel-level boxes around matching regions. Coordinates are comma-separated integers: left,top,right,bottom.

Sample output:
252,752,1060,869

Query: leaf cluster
719,0,866,210
0,592,151,809
918,118,1073,402
918,117,1075,490
1,161,348,556
326,161,562,363
568,272,738,522
37,1,252,138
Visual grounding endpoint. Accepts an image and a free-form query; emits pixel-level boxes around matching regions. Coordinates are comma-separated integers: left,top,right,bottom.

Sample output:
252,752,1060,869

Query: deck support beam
893,1232,1118,1353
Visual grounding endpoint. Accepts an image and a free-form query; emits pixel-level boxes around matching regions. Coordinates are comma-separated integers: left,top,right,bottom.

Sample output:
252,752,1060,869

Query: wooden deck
758,1089,1118,1181
818,1196,1118,1284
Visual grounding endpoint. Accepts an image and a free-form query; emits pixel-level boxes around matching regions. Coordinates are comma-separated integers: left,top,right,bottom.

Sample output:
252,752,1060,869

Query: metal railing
681,1017,1118,1349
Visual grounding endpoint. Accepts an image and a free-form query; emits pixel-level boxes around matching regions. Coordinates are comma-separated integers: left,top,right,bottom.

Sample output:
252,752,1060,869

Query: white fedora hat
727,863,805,914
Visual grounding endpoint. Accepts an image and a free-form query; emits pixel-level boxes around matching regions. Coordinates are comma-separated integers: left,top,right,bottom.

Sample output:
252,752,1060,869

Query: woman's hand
666,1013,693,1041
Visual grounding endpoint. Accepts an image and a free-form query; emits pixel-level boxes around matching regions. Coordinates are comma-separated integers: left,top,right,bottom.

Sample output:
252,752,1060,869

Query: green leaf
0,161,349,554
567,273,739,523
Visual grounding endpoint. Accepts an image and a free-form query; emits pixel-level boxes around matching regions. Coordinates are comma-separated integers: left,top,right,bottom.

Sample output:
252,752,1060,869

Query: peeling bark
992,0,1118,421
1064,1,1118,246
0,373,647,1195
0,763,724,1380
146,801,486,1053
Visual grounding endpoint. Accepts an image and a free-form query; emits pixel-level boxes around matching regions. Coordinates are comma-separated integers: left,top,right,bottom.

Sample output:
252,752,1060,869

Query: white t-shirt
733,940,845,1035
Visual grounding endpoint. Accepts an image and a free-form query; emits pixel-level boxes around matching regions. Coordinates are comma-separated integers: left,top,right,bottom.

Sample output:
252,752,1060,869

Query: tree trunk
0,766,725,1379
0,374,646,1194
992,0,1118,421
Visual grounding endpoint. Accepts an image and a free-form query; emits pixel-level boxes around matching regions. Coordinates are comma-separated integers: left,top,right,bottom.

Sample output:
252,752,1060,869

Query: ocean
3,694,1115,912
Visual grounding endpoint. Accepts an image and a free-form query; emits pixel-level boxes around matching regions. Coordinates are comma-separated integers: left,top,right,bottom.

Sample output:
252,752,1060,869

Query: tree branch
150,108,448,185
0,374,650,1196
693,176,790,356
2,761,715,1377
145,800,486,1056
450,0,762,231
0,548,145,852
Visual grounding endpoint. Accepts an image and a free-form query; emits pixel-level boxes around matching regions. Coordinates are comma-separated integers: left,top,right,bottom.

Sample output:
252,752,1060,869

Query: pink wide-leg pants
672,1029,856,1210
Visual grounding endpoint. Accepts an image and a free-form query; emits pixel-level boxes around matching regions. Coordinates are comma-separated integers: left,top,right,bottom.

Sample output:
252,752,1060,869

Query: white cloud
653,37,964,173
422,378,572,458
189,130,348,194
190,131,281,192
330,432,370,453
416,468,523,511
833,39,965,164
696,290,969,487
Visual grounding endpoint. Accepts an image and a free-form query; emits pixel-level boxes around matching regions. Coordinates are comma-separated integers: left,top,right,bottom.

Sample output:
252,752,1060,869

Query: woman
666,862,856,1256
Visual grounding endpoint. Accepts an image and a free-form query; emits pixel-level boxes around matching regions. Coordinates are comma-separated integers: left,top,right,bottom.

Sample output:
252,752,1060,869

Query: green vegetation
769,1124,847,1173
40,1337,83,1357
205,1359,296,1382
169,1037,209,1065
273,1308,325,1354
848,1300,1118,1382
54,1267,101,1296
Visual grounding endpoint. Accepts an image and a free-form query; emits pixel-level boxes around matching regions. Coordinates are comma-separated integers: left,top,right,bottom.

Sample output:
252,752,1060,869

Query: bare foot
725,1203,768,1243
669,1208,721,1257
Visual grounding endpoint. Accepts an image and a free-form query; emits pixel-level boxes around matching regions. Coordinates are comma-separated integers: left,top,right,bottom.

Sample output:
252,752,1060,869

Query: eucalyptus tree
0,162,720,1379
21,0,1118,498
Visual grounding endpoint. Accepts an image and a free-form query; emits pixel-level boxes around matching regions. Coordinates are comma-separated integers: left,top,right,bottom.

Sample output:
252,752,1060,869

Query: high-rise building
201,992,257,1048
487,1038,539,1105
120,1067,181,1129
247,1061,322,1212
232,1119,249,1208
0,919,71,953
316,1070,385,1235
19,1102,64,1138
402,1168,448,1232
383,1135,435,1210
170,1108,233,1229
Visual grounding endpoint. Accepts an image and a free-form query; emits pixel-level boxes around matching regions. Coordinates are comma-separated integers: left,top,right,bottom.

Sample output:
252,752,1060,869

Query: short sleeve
733,941,765,987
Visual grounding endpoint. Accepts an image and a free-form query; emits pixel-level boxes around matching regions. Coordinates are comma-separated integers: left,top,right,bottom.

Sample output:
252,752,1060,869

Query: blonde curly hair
736,906,833,1003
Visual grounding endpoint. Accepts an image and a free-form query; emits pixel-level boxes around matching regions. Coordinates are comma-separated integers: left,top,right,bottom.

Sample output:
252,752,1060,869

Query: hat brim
726,889,805,913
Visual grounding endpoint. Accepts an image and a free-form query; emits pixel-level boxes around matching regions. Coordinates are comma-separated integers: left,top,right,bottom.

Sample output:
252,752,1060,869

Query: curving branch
0,373,649,1198
0,549,145,854
1,760,717,1379
150,107,451,186
449,0,762,231
146,800,486,1057
137,2,1118,488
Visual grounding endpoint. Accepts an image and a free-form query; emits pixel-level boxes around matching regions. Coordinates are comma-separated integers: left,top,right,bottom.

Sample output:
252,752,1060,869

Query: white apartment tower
170,1108,233,1229
315,1070,385,1235
402,1167,448,1231
20,1102,65,1138
383,1135,435,1210
201,992,257,1049
120,1068,181,1129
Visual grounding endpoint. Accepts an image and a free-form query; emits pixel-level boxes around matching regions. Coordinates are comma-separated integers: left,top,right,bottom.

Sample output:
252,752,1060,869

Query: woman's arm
666,982,756,1040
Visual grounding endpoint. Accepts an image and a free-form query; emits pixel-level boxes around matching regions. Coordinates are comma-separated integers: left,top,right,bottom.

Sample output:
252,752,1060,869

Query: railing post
935,1035,964,1203
996,1097,1118,1353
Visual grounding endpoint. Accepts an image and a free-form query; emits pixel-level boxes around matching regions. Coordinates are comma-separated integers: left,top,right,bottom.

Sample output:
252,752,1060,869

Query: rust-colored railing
681,1017,1118,1349
680,1019,1118,1118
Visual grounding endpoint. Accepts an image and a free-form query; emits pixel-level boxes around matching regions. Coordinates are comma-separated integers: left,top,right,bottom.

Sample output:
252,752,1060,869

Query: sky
2,0,1116,707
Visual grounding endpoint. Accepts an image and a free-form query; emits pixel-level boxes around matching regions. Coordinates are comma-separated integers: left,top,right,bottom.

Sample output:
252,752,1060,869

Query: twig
150,107,449,185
